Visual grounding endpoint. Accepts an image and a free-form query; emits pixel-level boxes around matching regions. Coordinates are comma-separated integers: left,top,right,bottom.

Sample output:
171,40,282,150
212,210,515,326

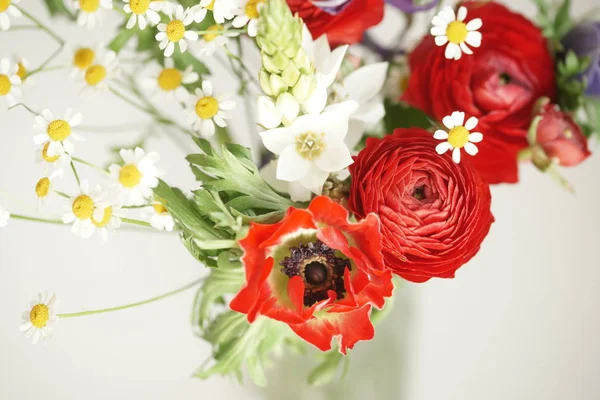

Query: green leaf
173,51,210,82
108,28,137,53
308,350,346,386
42,0,75,19
554,0,572,38
383,100,432,133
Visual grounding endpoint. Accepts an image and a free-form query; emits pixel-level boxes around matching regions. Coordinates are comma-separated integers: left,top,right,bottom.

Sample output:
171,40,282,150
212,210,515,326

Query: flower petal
469,132,483,143
433,130,449,140
276,146,310,182
464,142,478,156
436,142,452,154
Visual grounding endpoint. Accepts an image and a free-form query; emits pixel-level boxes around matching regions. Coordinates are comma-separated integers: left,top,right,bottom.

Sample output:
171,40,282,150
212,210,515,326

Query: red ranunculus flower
536,103,591,167
402,1,557,184
230,196,394,353
347,128,494,283
287,0,384,46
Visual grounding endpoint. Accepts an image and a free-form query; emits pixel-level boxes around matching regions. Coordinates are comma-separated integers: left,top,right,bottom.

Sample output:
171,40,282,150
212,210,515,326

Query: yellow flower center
73,48,95,70
85,65,107,86
35,177,51,198
29,304,49,328
47,120,71,141
245,0,263,19
296,131,325,160
130,0,150,14
17,62,27,80
205,0,215,10
447,126,470,148
0,75,11,96
446,21,468,44
119,164,142,188
79,0,100,12
166,20,185,42
195,96,219,119
42,142,60,163
0,0,11,12
92,206,113,227
72,194,95,219
153,203,168,214
157,68,183,91
203,24,222,42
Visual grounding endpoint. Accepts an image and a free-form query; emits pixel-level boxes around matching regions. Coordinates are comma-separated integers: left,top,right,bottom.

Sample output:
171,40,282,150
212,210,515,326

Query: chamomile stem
109,87,153,115
57,277,205,319
10,214,63,225
71,156,110,176
69,161,81,186
121,217,153,228
54,190,71,199
8,102,38,115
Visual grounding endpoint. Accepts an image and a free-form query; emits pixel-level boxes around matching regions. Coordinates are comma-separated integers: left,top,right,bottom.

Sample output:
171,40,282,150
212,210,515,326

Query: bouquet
1,0,598,388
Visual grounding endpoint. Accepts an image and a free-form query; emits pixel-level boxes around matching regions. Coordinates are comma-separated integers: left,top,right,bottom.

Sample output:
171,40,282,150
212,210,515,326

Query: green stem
122,204,151,209
70,162,81,186
109,87,154,115
10,214,63,225
71,156,110,176
54,190,71,199
121,217,153,228
8,103,38,115
57,278,205,319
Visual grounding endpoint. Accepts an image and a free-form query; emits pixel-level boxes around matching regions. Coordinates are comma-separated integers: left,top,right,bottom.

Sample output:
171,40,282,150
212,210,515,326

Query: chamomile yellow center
166,20,185,42
446,21,468,44
73,48,95,70
72,194,95,219
157,68,182,91
447,126,470,148
0,0,11,13
35,177,51,198
203,25,221,42
119,164,142,188
29,304,49,328
42,142,60,163
0,75,11,96
17,62,27,80
296,131,325,160
79,0,100,12
47,120,72,141
85,65,107,86
153,203,168,214
92,206,113,227
205,0,215,11
245,0,264,19
130,0,150,14
195,96,219,119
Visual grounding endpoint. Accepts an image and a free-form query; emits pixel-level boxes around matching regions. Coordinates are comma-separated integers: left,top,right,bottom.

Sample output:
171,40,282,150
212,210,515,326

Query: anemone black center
499,72,512,85
305,262,328,285
279,239,351,306
413,185,426,200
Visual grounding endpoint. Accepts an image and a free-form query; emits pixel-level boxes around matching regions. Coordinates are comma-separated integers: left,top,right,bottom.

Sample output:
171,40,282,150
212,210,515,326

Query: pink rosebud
536,104,591,167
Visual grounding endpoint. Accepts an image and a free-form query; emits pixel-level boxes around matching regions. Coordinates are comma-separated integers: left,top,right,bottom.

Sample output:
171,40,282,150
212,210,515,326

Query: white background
1,1,599,399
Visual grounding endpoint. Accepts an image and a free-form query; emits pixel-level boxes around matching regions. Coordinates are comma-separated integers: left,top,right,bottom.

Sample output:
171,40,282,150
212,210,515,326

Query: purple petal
385,0,439,13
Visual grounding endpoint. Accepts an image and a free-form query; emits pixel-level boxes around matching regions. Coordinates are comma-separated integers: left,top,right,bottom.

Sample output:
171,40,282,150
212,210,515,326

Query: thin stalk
121,217,153,228
57,278,205,319
54,190,71,199
69,162,81,186
71,156,110,176
8,103,38,115
10,214,63,225
109,87,154,114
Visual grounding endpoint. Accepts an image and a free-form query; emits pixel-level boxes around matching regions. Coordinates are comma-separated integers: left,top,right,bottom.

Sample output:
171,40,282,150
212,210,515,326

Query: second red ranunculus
287,0,384,46
347,128,494,283
230,196,393,354
402,1,557,184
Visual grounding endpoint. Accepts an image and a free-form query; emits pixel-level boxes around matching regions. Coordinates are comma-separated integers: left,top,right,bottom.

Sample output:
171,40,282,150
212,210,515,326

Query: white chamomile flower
232,0,264,37
0,0,21,31
91,186,123,241
198,0,236,24
79,49,119,94
186,80,235,137
141,57,198,102
108,147,162,206
33,109,84,157
19,292,58,345
12,54,31,85
73,0,113,29
62,180,110,238
155,5,198,57
0,57,22,110
35,141,72,168
431,6,482,60
196,24,238,57
35,169,64,209
123,0,162,30
434,111,483,164
0,205,9,227
259,100,358,196
67,44,98,77
145,200,175,231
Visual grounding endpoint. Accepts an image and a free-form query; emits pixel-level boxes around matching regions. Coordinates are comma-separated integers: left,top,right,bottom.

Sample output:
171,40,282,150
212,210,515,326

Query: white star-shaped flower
430,6,482,60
